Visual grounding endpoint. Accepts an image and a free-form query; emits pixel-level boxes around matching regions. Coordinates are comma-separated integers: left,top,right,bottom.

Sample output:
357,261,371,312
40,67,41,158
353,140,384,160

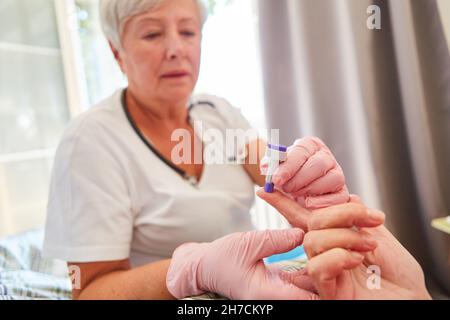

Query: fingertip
365,239,378,251
368,209,386,224
349,251,365,262
349,194,363,204
292,227,305,234
256,188,265,198
292,227,305,239
256,188,277,203
285,228,305,245
257,188,282,200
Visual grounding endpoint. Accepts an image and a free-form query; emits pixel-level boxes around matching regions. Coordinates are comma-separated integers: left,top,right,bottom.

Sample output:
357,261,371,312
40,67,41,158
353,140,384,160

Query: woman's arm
70,229,317,300
69,259,175,300
242,138,267,187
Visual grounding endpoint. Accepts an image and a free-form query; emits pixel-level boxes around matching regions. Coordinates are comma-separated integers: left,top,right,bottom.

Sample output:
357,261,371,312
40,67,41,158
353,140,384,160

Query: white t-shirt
43,89,256,267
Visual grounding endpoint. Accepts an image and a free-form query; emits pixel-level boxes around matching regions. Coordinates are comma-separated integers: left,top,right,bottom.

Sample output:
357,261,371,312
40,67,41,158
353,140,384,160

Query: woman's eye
181,31,196,37
145,33,161,39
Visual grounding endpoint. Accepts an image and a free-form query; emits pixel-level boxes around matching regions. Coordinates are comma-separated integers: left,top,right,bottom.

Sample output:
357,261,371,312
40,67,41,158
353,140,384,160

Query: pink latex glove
261,137,349,209
166,229,318,300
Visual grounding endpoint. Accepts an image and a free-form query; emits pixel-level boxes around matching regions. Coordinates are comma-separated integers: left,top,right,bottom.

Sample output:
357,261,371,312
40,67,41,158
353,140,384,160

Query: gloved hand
166,229,319,300
261,137,349,209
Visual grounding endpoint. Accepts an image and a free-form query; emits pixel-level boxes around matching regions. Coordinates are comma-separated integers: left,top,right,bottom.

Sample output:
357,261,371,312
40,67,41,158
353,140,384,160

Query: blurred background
0,0,449,297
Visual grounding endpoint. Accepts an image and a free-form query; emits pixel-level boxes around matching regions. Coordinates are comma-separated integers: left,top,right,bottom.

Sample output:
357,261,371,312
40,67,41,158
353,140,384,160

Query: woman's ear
109,40,126,74
109,40,120,60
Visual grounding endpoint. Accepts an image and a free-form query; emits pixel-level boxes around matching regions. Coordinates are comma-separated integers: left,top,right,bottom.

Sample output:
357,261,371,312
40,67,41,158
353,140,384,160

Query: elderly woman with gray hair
42,0,427,300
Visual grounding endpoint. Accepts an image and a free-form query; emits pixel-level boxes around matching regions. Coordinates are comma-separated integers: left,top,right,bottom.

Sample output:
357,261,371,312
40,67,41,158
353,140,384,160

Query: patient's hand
264,137,349,209
257,190,432,300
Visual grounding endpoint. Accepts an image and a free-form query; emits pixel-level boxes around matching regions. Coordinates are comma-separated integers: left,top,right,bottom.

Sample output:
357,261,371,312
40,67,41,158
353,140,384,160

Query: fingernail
292,228,305,237
364,239,378,249
350,252,364,261
368,210,385,222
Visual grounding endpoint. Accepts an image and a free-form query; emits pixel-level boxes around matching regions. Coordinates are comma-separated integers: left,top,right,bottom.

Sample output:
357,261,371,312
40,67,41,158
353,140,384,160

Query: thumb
257,276,319,300
278,269,317,294
257,188,311,231
349,194,363,205
249,229,304,261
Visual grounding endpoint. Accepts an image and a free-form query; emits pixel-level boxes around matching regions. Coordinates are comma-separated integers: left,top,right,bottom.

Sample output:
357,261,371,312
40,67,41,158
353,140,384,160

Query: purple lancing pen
264,144,288,193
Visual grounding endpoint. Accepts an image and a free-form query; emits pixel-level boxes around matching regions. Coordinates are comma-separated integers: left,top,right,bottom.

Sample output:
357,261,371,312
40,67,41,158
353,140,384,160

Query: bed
0,228,72,300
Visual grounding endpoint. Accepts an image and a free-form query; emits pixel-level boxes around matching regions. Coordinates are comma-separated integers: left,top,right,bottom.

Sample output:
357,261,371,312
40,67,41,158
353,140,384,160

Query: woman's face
117,0,202,105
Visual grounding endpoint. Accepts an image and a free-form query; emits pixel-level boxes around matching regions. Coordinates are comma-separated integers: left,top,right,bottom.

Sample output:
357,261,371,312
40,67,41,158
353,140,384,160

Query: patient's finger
256,189,311,230
308,203,385,231
307,248,364,300
349,194,363,204
303,228,378,259
300,187,350,210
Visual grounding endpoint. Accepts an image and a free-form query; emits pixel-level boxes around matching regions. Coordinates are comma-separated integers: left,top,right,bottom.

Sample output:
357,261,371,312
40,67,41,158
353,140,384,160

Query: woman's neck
126,88,190,130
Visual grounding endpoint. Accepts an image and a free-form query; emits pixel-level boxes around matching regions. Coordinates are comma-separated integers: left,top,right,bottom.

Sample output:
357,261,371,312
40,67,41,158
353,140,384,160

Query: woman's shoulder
57,90,126,154
62,90,125,141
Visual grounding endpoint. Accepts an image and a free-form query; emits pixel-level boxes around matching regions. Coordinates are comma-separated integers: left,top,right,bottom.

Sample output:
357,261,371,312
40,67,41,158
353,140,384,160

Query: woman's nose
165,35,184,60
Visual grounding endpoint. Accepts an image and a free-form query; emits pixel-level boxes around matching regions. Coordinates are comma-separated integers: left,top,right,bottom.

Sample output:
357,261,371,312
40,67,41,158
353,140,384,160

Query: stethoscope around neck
121,89,214,187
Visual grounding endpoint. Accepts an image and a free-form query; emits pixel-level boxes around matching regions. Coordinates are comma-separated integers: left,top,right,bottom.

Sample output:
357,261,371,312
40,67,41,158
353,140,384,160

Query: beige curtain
437,0,450,52
257,0,450,297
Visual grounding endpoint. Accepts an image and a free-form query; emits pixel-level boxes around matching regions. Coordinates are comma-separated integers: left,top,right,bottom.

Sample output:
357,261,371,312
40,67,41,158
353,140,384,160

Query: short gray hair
100,0,208,49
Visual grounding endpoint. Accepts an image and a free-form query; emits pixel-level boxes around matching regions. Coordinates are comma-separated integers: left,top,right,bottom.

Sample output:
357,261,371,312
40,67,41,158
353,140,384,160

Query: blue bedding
0,228,72,300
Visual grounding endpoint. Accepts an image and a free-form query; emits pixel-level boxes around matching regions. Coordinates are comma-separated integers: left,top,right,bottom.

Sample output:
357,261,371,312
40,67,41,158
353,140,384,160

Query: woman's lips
161,72,189,78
